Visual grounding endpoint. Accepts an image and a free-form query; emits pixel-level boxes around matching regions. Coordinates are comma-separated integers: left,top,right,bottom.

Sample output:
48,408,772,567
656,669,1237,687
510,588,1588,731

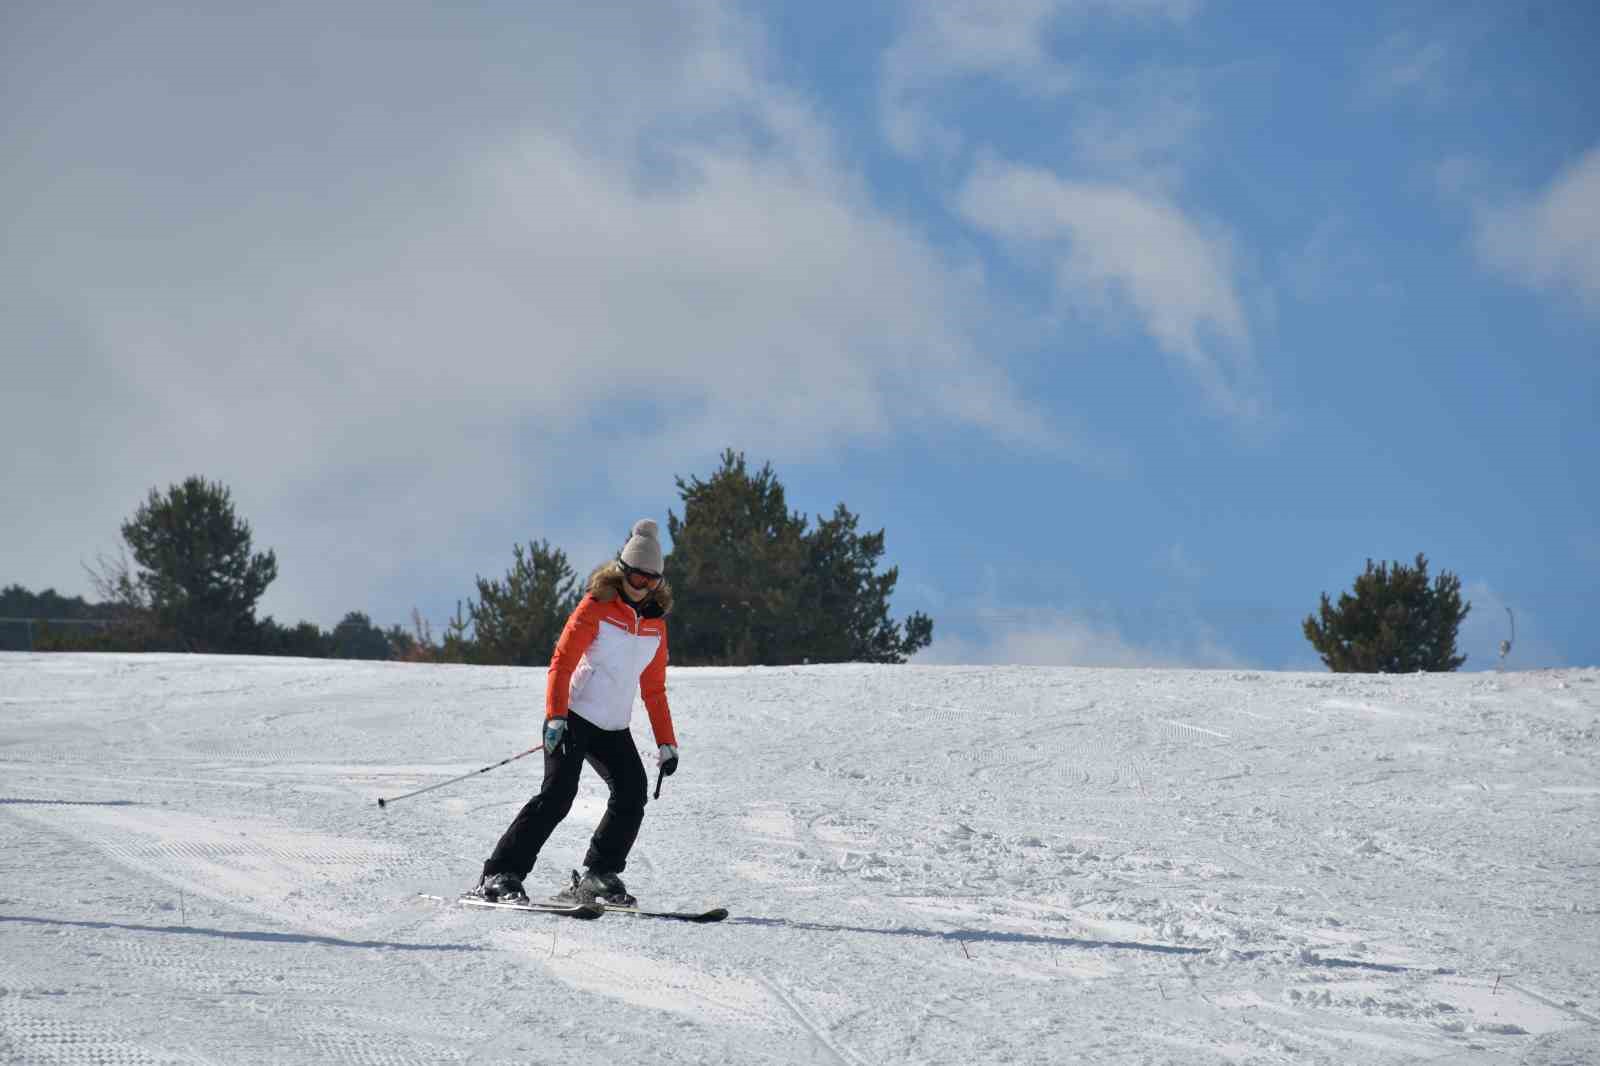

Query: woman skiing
471,519,679,907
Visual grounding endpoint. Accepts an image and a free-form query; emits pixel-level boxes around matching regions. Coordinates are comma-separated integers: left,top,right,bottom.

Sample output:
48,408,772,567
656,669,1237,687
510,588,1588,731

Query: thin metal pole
376,746,540,808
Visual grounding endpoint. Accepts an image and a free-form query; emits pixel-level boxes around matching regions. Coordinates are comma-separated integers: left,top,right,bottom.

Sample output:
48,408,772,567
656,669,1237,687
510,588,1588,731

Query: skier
469,519,679,907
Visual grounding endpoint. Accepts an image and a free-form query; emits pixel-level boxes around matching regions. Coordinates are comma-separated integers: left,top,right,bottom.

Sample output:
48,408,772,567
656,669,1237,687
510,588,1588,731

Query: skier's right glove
656,744,679,777
543,717,568,755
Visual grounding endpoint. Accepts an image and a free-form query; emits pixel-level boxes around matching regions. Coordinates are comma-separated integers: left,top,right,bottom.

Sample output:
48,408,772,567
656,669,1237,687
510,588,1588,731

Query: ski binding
420,893,605,919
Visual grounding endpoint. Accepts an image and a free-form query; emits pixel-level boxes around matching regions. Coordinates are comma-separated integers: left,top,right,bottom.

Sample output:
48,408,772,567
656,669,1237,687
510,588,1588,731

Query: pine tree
0,585,108,650
256,617,331,658
120,477,278,652
665,450,933,665
1303,554,1470,672
799,504,933,664
465,542,580,666
330,611,392,660
666,451,808,665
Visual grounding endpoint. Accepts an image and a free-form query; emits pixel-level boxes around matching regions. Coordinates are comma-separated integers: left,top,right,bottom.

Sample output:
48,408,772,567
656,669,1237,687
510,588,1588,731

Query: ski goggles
620,563,662,590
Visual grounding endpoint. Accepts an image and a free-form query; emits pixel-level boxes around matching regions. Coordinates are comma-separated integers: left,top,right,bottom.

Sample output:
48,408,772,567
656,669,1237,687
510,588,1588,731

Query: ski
601,903,729,923
547,874,728,922
419,893,605,920
461,897,606,919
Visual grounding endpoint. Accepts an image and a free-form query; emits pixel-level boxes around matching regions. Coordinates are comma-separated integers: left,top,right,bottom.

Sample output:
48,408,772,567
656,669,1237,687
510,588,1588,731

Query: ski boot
567,868,636,907
468,871,529,904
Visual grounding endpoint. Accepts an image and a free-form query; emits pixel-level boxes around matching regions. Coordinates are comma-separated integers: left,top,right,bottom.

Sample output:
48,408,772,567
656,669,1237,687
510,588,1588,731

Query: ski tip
602,905,729,922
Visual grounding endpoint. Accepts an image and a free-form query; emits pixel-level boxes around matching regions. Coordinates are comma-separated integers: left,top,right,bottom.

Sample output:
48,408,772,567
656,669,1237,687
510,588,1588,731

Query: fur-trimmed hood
586,560,673,616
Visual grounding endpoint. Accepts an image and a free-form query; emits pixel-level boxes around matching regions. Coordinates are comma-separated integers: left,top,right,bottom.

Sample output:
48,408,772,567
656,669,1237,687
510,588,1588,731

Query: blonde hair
586,560,673,613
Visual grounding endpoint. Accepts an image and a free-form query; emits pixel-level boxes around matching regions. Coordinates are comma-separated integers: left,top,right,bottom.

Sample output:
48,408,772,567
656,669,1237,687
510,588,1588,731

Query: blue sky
4,1,1595,669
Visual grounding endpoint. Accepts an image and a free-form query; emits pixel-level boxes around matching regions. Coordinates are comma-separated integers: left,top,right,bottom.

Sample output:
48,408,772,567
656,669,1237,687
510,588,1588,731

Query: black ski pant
481,714,648,881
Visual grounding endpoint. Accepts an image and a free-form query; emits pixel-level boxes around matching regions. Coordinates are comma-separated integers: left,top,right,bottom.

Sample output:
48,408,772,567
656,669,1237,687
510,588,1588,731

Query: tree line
5,451,934,666
7,452,1477,672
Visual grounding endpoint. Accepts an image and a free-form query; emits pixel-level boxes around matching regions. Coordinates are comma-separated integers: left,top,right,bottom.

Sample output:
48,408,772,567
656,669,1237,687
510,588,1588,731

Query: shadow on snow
725,917,1450,973
0,913,481,953
0,797,140,806
727,915,1208,956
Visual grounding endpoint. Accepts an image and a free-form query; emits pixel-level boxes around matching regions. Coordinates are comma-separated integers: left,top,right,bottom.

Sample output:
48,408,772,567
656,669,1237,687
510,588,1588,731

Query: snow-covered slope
2,653,1597,1064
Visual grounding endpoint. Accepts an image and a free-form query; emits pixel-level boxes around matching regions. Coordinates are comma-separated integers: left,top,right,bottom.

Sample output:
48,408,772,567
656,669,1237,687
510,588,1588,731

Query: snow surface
2,653,1598,1064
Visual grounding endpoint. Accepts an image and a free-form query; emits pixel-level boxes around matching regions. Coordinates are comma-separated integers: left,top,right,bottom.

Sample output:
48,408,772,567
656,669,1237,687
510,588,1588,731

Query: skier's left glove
656,744,679,777
543,717,569,755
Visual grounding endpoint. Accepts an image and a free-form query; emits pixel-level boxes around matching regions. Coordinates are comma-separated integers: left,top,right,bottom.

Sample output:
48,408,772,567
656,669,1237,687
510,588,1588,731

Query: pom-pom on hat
619,519,664,574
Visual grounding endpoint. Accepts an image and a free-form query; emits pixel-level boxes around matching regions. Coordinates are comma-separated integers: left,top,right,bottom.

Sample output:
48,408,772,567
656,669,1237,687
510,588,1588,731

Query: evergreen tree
666,450,808,665
0,584,100,620
439,600,473,664
465,541,580,666
665,450,933,665
799,504,933,664
330,611,392,660
256,617,331,658
1303,553,1470,672
120,476,278,652
0,585,108,650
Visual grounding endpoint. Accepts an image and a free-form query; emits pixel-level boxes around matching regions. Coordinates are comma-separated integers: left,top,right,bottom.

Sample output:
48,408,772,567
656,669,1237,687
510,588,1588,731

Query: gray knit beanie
619,519,664,574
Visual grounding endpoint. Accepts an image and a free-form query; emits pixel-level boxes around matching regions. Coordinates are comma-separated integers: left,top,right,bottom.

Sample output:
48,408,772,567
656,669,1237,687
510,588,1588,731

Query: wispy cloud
879,0,1198,158
923,606,1244,668
1069,81,1209,193
1465,145,1600,316
880,0,1076,158
876,3,1262,422
958,158,1262,419
1359,30,1451,106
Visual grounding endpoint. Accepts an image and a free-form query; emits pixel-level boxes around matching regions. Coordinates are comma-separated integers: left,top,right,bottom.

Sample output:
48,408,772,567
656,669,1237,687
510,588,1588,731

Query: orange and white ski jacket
545,593,676,747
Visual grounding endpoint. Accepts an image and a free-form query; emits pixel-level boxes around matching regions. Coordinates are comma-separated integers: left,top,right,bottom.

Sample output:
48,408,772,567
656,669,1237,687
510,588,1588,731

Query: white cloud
958,158,1261,419
1470,145,1600,315
873,4,1265,423
1360,31,1451,106
922,606,1243,668
881,0,1076,157
1070,87,1208,193
879,0,1198,158
0,1,1065,627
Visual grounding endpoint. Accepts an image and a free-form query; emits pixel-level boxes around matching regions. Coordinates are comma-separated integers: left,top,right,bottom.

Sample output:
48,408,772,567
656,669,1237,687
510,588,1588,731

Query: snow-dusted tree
1303,554,1470,672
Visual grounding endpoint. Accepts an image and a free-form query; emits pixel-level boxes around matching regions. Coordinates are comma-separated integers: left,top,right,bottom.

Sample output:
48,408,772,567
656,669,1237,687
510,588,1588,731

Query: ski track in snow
1,654,1598,1064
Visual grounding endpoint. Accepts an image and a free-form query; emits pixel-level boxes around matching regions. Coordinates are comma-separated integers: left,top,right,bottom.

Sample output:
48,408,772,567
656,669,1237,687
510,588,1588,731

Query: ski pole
376,746,540,808
653,768,664,800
